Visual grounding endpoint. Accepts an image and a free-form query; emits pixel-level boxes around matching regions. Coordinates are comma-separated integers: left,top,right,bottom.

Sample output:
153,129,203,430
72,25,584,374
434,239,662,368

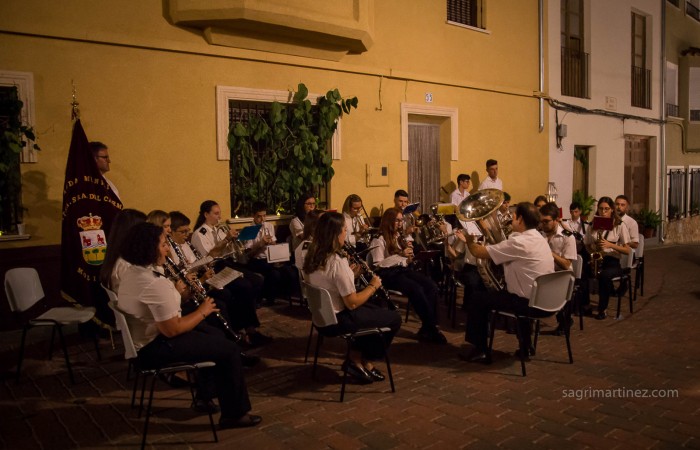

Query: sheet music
205,267,242,290
186,256,214,272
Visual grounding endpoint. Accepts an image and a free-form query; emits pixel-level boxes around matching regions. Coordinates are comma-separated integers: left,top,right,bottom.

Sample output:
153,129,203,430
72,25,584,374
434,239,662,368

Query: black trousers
246,259,296,302
334,302,402,361
378,266,439,331
457,264,487,308
466,290,550,353
137,322,251,420
597,256,622,312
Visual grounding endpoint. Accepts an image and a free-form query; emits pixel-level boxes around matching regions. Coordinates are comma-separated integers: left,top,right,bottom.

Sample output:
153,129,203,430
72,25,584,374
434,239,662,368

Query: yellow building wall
0,0,548,248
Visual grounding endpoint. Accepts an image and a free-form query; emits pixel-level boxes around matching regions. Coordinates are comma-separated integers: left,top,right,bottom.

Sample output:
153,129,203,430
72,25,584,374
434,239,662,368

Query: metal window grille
667,168,686,220
687,1,700,21
691,110,700,122
447,0,482,28
689,167,700,215
666,103,679,117
561,47,590,98
632,66,652,109
227,100,330,216
0,86,23,234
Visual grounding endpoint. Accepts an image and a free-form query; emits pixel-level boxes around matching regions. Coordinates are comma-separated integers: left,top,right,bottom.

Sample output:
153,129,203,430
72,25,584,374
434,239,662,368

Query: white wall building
547,0,663,215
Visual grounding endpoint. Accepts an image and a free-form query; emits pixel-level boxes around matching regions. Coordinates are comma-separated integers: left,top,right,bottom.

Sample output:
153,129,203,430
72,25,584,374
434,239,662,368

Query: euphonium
456,189,508,291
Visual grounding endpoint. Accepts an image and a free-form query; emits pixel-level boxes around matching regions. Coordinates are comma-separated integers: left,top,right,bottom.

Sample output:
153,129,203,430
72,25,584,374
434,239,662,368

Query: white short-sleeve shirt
307,253,356,314
584,221,630,258
117,265,182,350
486,228,554,299
543,225,577,271
621,214,640,244
478,177,503,191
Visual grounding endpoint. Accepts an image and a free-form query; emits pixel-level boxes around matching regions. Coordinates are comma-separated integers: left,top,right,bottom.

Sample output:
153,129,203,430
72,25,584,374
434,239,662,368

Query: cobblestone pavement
1,244,699,449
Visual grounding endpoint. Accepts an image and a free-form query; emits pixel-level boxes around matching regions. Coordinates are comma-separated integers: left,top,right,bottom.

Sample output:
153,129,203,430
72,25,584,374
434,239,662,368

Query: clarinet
164,256,242,342
341,243,398,311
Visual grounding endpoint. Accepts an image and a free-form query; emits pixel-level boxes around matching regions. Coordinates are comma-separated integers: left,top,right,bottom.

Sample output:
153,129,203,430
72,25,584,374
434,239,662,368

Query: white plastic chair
303,281,395,402
488,271,575,376
107,300,218,449
4,268,98,384
571,255,585,331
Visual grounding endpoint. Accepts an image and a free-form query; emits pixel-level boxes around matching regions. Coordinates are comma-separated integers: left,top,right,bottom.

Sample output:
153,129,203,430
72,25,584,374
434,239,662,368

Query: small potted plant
572,190,596,221
634,208,662,238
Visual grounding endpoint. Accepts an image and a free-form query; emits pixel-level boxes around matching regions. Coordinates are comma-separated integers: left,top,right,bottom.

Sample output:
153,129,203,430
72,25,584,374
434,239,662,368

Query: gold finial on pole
71,80,80,121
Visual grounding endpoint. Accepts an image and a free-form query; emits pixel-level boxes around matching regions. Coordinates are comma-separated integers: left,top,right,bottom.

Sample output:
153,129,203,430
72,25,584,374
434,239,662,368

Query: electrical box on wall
366,163,389,186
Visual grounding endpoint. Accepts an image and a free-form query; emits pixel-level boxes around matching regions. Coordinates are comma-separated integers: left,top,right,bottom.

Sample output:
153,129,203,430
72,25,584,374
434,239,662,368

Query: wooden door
624,136,650,212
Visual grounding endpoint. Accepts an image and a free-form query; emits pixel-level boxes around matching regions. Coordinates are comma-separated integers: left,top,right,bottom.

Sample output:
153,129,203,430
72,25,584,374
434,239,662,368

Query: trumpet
214,221,247,263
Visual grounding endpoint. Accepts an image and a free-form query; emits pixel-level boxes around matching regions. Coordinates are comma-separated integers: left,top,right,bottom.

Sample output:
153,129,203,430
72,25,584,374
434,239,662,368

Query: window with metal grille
447,0,484,29
687,0,700,22
561,0,589,98
667,0,679,7
689,167,700,215
0,86,23,234
667,167,686,220
227,100,330,216
631,12,651,109
665,61,679,117
690,67,700,122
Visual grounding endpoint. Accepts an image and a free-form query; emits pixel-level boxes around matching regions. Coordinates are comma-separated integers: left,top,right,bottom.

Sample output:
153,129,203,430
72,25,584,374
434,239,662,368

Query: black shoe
191,398,220,414
219,414,262,429
595,311,607,320
417,328,448,344
248,332,273,348
342,361,373,384
458,348,491,364
241,352,260,368
366,367,385,382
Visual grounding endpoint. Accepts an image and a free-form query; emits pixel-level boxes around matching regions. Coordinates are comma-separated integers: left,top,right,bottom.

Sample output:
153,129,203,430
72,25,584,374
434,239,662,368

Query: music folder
402,202,420,215
591,215,614,231
206,267,242,290
266,243,291,263
238,224,262,241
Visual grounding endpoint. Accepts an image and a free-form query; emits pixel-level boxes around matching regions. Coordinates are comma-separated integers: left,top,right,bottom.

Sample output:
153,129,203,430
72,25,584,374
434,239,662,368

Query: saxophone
589,229,604,278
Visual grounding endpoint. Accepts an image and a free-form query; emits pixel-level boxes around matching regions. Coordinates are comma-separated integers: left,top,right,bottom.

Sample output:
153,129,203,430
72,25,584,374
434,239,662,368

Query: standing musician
169,211,272,347
584,197,631,320
190,200,265,307
342,194,370,250
368,207,447,344
290,193,316,252
116,222,262,428
304,212,401,384
459,202,554,363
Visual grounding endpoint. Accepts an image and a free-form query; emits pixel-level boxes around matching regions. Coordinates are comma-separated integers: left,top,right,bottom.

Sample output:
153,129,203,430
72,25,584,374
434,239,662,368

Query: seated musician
533,195,547,210
146,210,172,235
116,222,262,428
189,200,265,308
169,211,271,347
368,207,447,344
342,194,370,250
561,201,592,314
393,189,416,239
304,212,401,384
290,193,316,252
449,221,487,310
615,195,639,250
243,201,296,306
584,196,631,320
100,209,147,293
460,202,554,363
540,202,577,334
294,209,323,278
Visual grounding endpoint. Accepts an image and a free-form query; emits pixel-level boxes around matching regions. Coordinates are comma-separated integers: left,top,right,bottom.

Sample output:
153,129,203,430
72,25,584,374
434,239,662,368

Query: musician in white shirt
478,159,503,191
342,194,369,249
615,195,639,249
450,174,472,207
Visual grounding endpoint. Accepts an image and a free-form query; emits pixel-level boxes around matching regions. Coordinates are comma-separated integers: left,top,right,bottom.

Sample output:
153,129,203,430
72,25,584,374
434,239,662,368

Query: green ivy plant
0,86,39,233
228,83,357,216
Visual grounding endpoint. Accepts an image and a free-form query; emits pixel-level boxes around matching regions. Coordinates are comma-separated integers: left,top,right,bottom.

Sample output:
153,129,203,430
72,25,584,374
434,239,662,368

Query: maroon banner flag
60,120,122,327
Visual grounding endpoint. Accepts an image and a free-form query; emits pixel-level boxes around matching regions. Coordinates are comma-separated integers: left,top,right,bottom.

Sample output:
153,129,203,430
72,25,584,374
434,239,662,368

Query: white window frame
0,70,37,163
400,104,459,161
688,165,700,214
216,86,341,161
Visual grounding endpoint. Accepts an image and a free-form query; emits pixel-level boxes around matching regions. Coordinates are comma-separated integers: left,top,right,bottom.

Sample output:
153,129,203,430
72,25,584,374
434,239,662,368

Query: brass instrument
589,229,604,278
215,221,247,263
456,189,508,291
341,243,397,311
423,203,453,246
163,256,242,342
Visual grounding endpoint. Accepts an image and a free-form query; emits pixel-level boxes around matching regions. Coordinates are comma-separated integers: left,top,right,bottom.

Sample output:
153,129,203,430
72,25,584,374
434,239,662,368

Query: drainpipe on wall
538,0,544,133
659,0,666,243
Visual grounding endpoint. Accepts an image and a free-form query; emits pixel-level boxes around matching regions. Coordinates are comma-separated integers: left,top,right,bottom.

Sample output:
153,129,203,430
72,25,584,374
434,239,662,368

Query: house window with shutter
447,0,485,31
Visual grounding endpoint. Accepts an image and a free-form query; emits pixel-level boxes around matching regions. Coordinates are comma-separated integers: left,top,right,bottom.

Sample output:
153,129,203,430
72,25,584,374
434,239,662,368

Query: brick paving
1,244,699,449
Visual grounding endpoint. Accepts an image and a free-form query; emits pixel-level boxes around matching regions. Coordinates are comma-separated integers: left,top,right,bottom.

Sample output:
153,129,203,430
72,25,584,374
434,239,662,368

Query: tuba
456,189,508,291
